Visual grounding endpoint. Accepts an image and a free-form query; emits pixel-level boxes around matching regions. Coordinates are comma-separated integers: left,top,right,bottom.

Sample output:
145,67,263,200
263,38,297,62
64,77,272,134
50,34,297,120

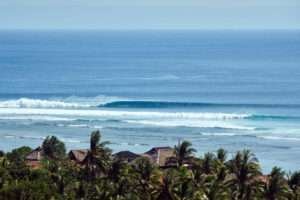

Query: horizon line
1,28,300,32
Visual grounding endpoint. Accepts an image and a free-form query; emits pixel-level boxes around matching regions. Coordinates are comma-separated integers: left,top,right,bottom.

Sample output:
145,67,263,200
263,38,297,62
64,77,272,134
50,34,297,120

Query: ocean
0,30,300,172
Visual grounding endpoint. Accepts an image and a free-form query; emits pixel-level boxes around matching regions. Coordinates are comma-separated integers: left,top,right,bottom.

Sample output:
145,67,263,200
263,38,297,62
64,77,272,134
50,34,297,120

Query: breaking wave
0,98,300,120
0,98,90,109
0,96,124,109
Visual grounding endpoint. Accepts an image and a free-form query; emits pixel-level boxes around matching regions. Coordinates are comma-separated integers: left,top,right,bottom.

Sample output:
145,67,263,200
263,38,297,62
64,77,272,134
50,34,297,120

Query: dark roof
68,149,88,163
25,147,44,161
143,147,175,167
113,151,141,162
144,147,173,154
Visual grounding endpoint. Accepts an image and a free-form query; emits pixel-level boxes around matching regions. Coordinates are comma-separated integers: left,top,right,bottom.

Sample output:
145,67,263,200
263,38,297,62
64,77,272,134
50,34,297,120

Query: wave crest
0,98,91,109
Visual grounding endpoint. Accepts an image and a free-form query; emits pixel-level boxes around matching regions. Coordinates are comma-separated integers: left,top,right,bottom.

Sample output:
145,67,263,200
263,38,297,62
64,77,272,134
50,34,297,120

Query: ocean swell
100,100,300,109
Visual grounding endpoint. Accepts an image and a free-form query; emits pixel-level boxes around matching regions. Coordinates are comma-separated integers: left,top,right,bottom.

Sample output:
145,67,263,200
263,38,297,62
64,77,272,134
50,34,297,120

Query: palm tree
42,136,66,159
226,149,262,200
202,152,216,175
172,167,194,200
202,174,230,200
174,140,196,167
106,159,137,199
84,130,112,180
288,171,300,200
0,157,11,189
214,149,229,182
44,159,78,197
191,157,230,200
157,171,174,200
263,167,291,200
133,157,161,200
216,148,227,164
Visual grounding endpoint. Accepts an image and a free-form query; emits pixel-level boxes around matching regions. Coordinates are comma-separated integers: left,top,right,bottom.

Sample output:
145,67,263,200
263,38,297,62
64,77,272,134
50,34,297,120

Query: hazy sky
0,0,299,30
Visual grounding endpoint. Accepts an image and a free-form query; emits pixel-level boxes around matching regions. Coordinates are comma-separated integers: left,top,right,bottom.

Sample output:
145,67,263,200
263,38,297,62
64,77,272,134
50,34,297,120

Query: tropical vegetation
0,130,299,200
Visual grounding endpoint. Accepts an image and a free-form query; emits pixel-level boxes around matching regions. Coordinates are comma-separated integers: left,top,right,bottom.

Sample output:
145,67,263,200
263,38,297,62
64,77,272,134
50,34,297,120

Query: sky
0,0,299,30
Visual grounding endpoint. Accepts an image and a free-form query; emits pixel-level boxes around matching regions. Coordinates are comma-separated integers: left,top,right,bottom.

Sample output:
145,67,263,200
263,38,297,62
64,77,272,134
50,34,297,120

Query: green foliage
288,171,300,199
0,131,298,200
226,149,262,200
175,140,196,167
42,136,66,159
6,146,32,163
84,130,112,180
263,167,291,200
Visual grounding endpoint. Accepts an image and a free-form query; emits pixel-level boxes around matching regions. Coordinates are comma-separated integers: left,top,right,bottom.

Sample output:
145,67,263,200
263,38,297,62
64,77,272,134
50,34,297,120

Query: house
68,149,89,165
254,175,269,184
142,147,176,168
25,147,44,169
113,150,141,162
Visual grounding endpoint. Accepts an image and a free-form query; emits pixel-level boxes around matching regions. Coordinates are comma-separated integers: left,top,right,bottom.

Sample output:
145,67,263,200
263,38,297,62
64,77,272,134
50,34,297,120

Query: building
24,146,177,169
25,147,44,169
142,147,176,168
113,150,141,162
68,149,89,165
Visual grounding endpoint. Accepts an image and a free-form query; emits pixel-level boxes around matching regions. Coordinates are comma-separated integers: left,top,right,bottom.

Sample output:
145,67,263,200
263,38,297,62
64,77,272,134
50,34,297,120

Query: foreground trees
174,140,196,167
0,130,299,200
263,167,291,200
84,130,112,180
227,150,262,200
42,136,66,159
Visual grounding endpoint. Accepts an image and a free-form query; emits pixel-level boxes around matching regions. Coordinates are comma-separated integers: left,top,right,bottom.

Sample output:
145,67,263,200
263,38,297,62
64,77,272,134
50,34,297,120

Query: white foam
258,136,300,141
67,124,90,128
0,98,90,109
0,115,74,121
0,108,250,120
60,138,81,143
3,135,16,138
201,132,239,136
62,95,126,106
19,135,46,140
140,74,180,80
0,96,129,109
93,125,103,129
125,119,255,130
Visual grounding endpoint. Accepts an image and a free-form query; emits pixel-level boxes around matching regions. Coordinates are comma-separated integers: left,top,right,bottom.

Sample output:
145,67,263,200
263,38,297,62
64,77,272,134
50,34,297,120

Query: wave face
100,100,300,109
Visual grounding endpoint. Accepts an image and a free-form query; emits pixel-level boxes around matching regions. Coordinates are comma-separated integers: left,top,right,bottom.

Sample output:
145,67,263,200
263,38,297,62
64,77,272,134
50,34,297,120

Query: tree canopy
0,131,299,200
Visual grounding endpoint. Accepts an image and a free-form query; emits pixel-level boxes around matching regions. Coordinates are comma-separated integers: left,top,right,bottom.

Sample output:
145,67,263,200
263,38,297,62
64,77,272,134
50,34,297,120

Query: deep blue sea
0,30,300,172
